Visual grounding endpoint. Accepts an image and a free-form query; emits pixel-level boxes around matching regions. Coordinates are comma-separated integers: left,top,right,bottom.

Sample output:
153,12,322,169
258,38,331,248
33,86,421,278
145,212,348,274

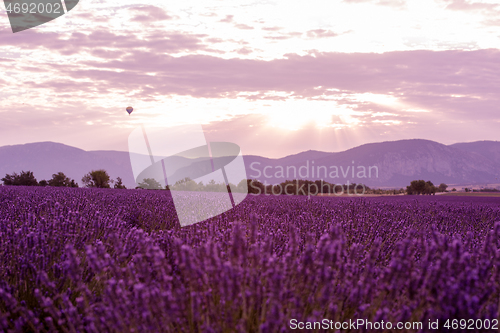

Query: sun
265,100,349,131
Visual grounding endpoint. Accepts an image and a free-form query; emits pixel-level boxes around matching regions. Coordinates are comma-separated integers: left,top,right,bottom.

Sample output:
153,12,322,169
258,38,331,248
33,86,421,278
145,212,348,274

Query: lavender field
0,186,499,332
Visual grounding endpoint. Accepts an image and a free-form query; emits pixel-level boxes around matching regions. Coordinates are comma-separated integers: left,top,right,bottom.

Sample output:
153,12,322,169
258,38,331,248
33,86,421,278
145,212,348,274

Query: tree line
1,170,452,197
1,170,127,189
245,179,372,195
137,177,246,193
406,180,447,195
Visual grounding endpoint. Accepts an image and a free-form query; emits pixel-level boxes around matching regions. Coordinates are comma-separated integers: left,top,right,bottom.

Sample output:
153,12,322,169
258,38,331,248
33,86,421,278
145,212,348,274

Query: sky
1,0,500,158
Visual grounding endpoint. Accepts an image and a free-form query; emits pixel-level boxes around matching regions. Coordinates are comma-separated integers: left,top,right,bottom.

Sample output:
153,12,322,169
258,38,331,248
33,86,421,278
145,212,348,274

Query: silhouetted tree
247,179,265,195
38,180,48,187
1,171,38,186
81,169,112,188
407,180,436,195
48,172,77,187
423,181,436,195
114,177,127,189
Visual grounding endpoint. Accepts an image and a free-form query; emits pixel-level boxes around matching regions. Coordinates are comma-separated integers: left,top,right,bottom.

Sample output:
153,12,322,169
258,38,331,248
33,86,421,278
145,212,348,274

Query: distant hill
450,141,500,165
0,142,137,188
238,139,500,187
0,139,499,188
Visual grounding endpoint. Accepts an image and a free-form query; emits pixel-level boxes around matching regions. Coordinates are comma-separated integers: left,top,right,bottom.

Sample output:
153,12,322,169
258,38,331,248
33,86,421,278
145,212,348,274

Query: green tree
423,181,436,195
137,178,163,190
48,172,76,187
438,183,448,192
2,174,15,185
247,179,265,195
407,180,436,195
81,169,112,188
114,177,127,189
38,179,48,187
1,171,38,186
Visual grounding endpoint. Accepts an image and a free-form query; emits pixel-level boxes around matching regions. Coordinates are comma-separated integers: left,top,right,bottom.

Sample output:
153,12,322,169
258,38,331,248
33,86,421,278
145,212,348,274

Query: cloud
440,0,499,11
0,30,216,55
18,48,492,128
234,24,254,30
438,0,500,25
305,29,339,39
261,26,283,31
219,15,234,23
97,49,500,95
218,15,254,30
235,47,253,55
3,33,500,150
343,0,407,7
199,12,218,17
129,5,175,22
264,32,302,40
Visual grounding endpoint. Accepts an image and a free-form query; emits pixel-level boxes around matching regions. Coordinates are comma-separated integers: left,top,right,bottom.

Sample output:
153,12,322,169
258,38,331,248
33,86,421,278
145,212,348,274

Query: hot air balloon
126,106,133,115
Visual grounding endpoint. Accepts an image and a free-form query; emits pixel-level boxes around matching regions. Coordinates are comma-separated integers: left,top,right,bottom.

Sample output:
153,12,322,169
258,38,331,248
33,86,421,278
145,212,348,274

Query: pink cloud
3,31,500,147
306,29,339,39
129,5,175,22
219,15,234,23
235,47,253,55
234,24,254,30
438,0,500,25
343,0,406,8
199,12,218,17
19,66,48,73
72,12,110,23
29,49,497,104
264,32,302,40
4,47,490,131
0,30,216,55
261,27,283,31
217,15,254,30
441,0,499,11
146,51,498,120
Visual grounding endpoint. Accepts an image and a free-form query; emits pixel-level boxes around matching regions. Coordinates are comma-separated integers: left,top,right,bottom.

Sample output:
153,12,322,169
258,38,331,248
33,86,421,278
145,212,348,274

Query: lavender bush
0,186,499,332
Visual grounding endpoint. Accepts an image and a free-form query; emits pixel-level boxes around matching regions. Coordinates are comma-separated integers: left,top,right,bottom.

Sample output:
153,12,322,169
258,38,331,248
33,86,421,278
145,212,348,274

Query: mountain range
0,139,499,189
